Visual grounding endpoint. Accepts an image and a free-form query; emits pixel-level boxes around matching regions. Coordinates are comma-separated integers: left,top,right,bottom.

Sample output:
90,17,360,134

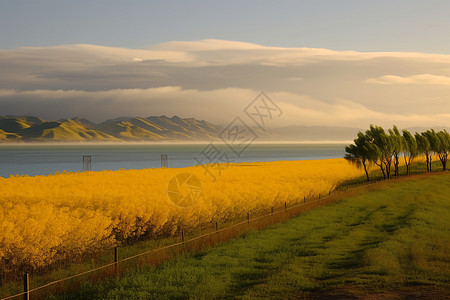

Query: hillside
0,115,221,142
96,116,219,141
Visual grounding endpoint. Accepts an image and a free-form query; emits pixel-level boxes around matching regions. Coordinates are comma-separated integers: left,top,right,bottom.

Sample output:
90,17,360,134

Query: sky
1,0,450,128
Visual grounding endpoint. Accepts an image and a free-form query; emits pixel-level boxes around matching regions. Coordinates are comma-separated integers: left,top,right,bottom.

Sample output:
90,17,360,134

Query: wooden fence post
284,202,287,210
319,193,321,199
181,230,185,244
247,212,250,224
271,207,274,216
215,221,218,232
23,272,29,300
114,246,119,274
304,196,306,203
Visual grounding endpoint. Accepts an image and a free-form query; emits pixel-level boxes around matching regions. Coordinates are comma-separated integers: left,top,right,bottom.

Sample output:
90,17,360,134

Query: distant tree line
345,125,450,181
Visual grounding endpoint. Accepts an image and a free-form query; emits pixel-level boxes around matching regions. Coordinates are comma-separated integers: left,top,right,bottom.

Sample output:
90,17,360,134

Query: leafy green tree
347,125,448,178
345,132,375,181
389,125,403,177
402,129,418,175
365,125,393,179
434,130,449,170
415,132,432,172
423,130,439,172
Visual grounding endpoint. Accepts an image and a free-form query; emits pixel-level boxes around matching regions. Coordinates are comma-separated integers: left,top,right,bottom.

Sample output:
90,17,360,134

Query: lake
0,143,347,177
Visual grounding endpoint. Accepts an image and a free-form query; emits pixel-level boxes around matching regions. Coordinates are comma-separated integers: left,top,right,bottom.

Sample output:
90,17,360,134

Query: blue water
0,143,346,177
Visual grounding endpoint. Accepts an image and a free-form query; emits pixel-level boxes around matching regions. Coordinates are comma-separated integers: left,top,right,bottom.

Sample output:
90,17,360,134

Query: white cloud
151,39,450,65
150,39,267,51
367,74,450,85
1,87,450,128
268,92,450,128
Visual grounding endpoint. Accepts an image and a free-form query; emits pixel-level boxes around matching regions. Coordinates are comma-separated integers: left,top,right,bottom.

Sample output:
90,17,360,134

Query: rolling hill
0,115,221,142
96,116,219,141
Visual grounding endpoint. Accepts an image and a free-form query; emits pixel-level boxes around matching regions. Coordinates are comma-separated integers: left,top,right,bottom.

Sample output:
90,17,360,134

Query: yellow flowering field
0,159,362,271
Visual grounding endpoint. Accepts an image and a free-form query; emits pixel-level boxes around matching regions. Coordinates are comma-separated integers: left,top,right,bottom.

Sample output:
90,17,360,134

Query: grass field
54,172,450,299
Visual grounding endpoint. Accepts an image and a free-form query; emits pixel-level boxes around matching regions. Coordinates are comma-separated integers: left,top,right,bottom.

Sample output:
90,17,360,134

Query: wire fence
0,171,444,300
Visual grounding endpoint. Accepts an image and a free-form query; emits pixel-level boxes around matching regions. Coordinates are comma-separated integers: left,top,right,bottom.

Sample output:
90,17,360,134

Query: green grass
54,173,450,299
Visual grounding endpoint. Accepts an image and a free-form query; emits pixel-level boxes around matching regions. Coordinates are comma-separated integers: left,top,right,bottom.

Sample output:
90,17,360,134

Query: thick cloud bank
1,39,450,127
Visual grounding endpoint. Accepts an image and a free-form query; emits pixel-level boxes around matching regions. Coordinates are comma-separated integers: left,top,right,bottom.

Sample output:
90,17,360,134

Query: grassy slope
0,115,221,142
59,173,450,299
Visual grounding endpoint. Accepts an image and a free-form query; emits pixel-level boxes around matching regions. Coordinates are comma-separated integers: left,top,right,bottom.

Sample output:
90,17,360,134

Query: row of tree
345,125,449,181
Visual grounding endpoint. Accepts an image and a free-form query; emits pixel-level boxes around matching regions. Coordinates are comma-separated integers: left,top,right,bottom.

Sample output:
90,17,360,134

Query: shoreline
0,140,351,146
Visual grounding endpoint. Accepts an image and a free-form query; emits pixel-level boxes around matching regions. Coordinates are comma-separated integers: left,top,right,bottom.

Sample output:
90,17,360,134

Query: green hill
0,129,21,141
0,115,221,142
7,118,118,142
96,119,166,141
96,115,220,141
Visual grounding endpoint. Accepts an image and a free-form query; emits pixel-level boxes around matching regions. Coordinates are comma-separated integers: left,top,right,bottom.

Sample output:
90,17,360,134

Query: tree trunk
395,160,399,177
374,160,385,180
384,159,391,179
394,154,399,177
439,154,447,171
408,156,413,175
404,156,410,175
363,161,369,181
380,164,386,179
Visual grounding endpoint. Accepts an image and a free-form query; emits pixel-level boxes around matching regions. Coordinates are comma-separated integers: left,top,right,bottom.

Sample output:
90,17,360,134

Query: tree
389,125,403,177
402,129,418,175
365,125,393,179
434,130,449,171
345,131,375,181
423,130,439,172
415,132,432,172
348,125,448,178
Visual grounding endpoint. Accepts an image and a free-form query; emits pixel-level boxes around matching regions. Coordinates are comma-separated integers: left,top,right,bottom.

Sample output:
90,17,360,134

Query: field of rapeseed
0,159,362,273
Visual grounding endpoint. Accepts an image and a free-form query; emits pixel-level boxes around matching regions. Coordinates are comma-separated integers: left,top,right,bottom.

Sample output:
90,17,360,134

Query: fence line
0,292,26,300
1,172,442,300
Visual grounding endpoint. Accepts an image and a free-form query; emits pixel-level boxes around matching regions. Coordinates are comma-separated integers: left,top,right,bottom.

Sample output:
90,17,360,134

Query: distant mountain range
0,116,220,142
0,115,448,143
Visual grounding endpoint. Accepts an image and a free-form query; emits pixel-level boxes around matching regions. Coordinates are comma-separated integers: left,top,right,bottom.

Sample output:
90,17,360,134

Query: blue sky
1,0,450,53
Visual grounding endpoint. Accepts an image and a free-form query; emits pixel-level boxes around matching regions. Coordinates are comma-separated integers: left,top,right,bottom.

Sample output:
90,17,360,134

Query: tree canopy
345,125,450,180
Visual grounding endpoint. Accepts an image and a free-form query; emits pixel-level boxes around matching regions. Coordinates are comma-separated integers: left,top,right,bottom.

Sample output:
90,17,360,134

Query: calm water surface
0,143,346,177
